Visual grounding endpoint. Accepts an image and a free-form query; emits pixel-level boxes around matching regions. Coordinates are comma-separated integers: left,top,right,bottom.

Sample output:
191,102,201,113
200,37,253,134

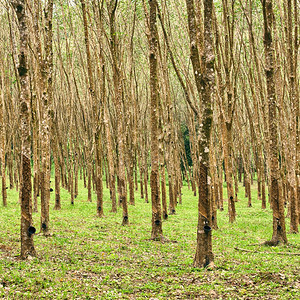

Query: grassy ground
0,178,299,299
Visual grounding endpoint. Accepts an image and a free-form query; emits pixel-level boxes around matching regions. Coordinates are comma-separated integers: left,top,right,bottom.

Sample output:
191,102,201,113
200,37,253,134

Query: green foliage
181,122,192,167
0,178,299,299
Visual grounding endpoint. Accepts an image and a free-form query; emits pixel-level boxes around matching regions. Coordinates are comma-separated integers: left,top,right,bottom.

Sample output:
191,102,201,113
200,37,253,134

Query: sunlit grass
0,177,299,299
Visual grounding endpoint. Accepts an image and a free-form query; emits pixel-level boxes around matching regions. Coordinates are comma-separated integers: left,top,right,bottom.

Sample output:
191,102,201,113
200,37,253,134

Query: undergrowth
0,178,299,299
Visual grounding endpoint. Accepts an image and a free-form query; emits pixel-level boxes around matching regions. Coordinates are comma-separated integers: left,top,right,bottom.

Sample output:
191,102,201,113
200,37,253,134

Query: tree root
248,241,279,246
148,236,177,243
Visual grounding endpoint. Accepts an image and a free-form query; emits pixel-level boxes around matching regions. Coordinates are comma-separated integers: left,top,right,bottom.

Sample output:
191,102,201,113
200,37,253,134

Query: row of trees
0,0,299,267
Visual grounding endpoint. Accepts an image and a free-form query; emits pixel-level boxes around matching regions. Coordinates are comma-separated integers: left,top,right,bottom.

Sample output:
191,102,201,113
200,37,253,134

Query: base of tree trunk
151,235,163,241
150,235,170,243
122,216,129,226
54,198,61,210
21,251,36,260
263,237,288,246
194,224,214,269
193,259,215,269
42,230,51,237
263,240,280,246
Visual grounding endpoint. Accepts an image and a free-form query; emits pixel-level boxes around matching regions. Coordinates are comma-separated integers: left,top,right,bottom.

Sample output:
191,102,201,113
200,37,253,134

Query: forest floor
0,179,299,299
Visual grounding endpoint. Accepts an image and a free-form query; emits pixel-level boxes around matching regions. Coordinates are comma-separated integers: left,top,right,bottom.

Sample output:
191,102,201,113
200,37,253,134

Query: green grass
0,178,299,299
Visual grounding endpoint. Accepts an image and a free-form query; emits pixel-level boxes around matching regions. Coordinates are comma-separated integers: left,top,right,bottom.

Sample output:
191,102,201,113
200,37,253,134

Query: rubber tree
11,0,36,259
148,0,163,240
262,0,287,244
185,0,215,267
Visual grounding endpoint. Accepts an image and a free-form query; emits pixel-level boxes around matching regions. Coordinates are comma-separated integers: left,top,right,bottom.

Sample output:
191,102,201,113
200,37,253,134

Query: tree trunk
222,120,236,222
144,165,149,203
148,0,163,240
96,137,104,218
12,0,36,258
285,0,298,233
53,145,61,210
263,0,287,244
87,163,92,202
140,163,144,199
0,80,7,207
104,95,117,212
161,165,168,220
108,0,128,225
36,0,53,236
32,98,39,213
185,0,215,268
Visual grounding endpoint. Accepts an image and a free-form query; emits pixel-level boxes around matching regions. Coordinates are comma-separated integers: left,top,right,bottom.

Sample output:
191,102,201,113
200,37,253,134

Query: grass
0,178,299,299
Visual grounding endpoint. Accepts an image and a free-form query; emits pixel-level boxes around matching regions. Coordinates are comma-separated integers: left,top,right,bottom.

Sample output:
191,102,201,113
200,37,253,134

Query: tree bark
0,71,7,207
148,0,163,240
81,0,103,217
185,0,215,268
108,0,128,225
262,0,287,244
11,0,36,258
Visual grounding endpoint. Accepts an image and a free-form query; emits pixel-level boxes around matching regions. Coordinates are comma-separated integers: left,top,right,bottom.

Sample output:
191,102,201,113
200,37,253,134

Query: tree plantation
0,0,299,299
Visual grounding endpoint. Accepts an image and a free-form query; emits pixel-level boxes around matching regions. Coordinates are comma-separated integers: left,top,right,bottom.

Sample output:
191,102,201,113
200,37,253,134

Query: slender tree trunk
53,144,61,210
34,0,53,236
134,153,138,191
161,164,168,220
81,0,103,216
263,0,287,244
246,171,252,207
69,155,74,205
140,162,144,199
108,0,128,225
96,137,104,217
0,78,7,207
83,165,86,188
286,0,298,233
168,173,175,214
128,162,135,205
87,163,92,202
32,96,39,213
7,153,13,190
148,0,163,240
74,158,78,199
185,0,215,267
222,119,236,222
12,0,36,258
233,166,239,202
262,172,267,209
144,162,149,203
104,91,117,212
